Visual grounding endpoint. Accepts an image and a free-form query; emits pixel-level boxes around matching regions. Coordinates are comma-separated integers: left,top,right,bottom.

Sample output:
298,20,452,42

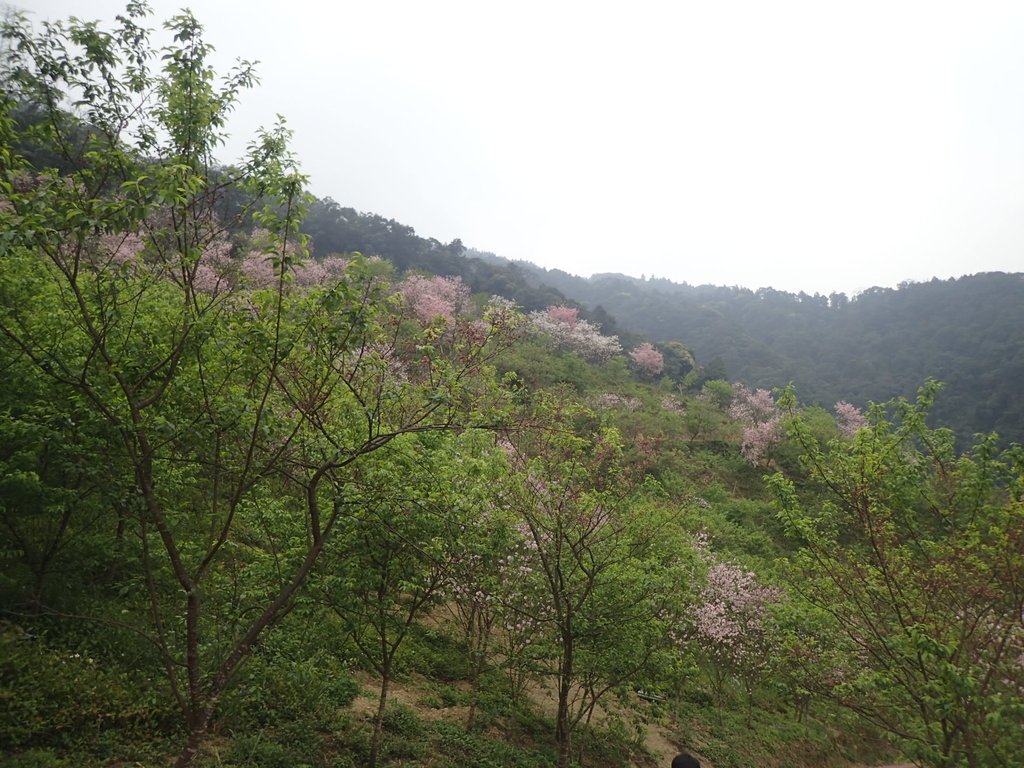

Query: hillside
2,7,1022,768
300,202,1023,446
504,266,1024,446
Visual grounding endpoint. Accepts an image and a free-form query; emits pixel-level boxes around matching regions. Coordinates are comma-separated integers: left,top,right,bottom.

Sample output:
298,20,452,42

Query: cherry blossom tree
729,384,783,465
527,305,622,362
545,304,581,326
629,342,665,377
397,273,469,325
692,556,781,702
833,400,867,439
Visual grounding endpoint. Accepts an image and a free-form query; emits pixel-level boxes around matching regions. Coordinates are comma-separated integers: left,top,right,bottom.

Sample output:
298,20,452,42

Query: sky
16,0,1024,295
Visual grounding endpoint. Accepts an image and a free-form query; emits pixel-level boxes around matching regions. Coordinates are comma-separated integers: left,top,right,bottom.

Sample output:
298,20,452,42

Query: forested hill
300,198,1022,445
4,8,1024,768
511,267,1024,445
302,198,572,314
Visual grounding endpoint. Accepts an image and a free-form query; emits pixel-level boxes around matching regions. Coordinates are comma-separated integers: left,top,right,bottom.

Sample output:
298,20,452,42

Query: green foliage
217,636,358,732
429,721,556,768
377,702,428,762
771,383,1024,767
398,625,474,682
381,701,424,739
1,750,68,768
224,733,314,768
0,625,177,761
522,267,1024,446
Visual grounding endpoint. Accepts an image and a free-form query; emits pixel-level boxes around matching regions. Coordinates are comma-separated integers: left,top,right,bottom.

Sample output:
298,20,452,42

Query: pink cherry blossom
629,342,664,376
729,384,782,465
834,400,867,439
694,560,781,668
527,305,622,362
545,305,579,328
397,274,469,325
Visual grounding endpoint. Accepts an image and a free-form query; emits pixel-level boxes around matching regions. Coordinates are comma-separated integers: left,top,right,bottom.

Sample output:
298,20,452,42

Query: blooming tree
545,304,580,327
693,559,781,698
833,400,867,439
397,273,469,325
629,342,665,377
729,384,782,465
527,305,622,362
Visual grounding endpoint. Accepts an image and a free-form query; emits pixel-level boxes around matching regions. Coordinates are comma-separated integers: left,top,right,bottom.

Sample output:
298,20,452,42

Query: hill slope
300,197,1022,444
511,266,1024,445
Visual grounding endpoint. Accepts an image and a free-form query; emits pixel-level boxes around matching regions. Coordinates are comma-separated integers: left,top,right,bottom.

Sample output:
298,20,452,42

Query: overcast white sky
18,0,1024,295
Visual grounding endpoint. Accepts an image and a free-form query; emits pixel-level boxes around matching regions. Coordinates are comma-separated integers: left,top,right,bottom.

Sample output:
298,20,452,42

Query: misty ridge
302,199,1024,447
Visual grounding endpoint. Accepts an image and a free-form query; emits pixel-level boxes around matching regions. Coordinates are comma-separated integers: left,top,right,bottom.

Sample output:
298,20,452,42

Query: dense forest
295,202,1023,448
1,7,1022,768
507,267,1024,447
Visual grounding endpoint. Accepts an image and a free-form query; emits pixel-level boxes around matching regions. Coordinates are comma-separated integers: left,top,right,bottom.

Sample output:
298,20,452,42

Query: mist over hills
302,200,1023,445
513,265,1024,445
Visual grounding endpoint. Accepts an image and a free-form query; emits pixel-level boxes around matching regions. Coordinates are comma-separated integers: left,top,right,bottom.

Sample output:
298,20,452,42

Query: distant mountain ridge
301,200,1023,445
514,265,1024,446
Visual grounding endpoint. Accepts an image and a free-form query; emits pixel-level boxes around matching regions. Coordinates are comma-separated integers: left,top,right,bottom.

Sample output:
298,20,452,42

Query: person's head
672,753,701,768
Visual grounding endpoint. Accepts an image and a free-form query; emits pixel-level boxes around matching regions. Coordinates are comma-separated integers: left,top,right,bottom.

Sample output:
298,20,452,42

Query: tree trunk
556,633,574,768
465,607,491,730
174,706,211,768
369,659,392,768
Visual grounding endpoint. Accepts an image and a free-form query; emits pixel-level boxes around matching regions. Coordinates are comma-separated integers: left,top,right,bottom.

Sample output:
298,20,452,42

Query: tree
0,7,519,765
833,400,867,439
729,384,783,466
770,383,1024,767
320,431,485,768
659,340,695,383
629,342,665,377
527,305,623,362
396,273,469,325
497,395,678,768
690,540,781,705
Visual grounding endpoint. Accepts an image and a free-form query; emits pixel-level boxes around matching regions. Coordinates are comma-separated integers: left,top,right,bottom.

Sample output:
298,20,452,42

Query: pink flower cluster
694,560,781,666
729,384,782,465
527,305,622,362
99,232,145,266
728,385,777,423
545,305,580,328
191,231,350,296
397,274,469,325
628,342,664,376
833,400,867,439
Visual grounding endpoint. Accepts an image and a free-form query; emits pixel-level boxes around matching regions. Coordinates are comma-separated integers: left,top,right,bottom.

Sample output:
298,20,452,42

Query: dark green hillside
295,170,1024,452
302,198,571,313
513,267,1024,445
